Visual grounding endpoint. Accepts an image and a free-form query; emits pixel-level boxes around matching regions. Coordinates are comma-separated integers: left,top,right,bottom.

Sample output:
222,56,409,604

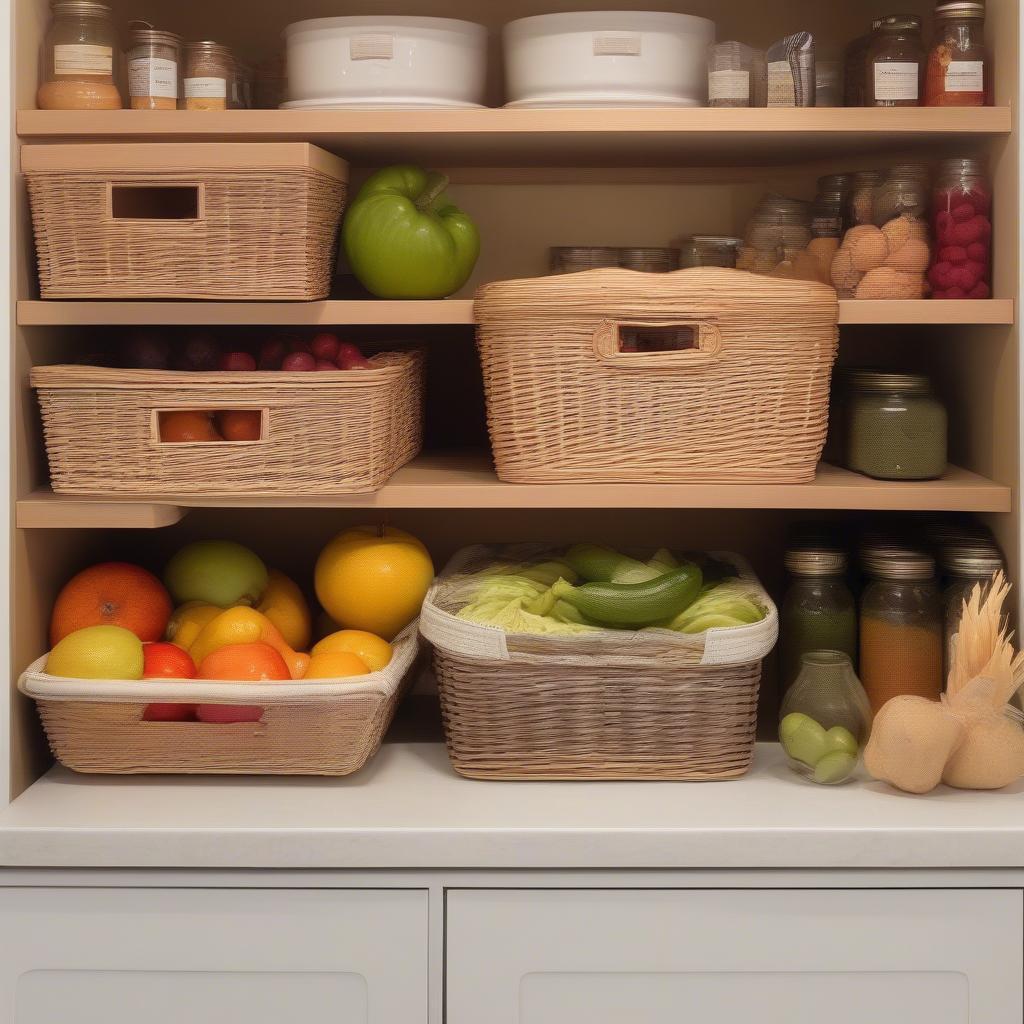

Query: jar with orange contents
925,2,988,107
37,1,123,110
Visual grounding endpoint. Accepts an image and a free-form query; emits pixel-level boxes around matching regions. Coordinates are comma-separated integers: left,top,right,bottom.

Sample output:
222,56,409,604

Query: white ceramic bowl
283,16,488,109
503,10,715,108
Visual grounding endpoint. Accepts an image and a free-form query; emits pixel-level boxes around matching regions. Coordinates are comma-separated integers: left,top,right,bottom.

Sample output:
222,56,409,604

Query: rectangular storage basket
32,351,423,496
23,143,348,300
18,625,420,776
474,267,839,484
420,545,778,781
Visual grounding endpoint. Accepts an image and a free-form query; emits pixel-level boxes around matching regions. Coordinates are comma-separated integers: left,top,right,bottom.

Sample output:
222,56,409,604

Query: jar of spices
707,41,767,108
940,543,1005,676
860,550,944,716
779,547,857,696
619,247,680,273
183,40,232,111
867,15,924,107
127,23,181,111
928,158,992,300
845,370,948,480
37,1,122,110
926,2,987,106
549,247,620,275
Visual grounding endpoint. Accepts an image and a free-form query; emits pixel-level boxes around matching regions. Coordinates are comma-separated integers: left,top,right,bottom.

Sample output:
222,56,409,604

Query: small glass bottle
779,548,857,696
867,15,924,107
845,370,948,481
928,157,992,300
925,2,987,107
127,23,181,111
779,651,872,785
183,40,232,111
37,1,122,110
860,550,944,716
940,543,1005,676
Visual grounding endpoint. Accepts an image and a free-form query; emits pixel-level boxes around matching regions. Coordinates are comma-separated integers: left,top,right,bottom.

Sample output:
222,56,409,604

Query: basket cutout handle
108,182,205,222
593,318,723,370
150,408,270,446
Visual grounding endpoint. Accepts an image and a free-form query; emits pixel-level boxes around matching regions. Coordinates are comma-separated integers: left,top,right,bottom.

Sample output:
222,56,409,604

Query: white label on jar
350,34,395,60
128,57,177,98
945,60,984,92
873,61,919,101
593,34,641,57
767,60,796,106
708,69,750,102
184,76,227,98
54,43,112,76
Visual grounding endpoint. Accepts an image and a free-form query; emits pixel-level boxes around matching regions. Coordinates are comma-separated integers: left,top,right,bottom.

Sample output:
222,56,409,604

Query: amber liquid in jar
925,1,987,106
37,1,122,110
867,15,924,107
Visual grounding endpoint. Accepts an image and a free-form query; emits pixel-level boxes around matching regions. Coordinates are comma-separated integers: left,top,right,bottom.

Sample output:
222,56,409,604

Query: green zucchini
565,544,645,583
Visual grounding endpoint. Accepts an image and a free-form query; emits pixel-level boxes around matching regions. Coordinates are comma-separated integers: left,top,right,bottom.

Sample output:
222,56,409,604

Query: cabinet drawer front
446,888,1023,1024
0,888,427,1024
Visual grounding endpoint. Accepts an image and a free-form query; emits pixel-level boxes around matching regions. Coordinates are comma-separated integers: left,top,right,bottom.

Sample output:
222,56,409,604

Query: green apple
813,751,858,785
825,725,859,757
780,713,829,767
164,540,268,609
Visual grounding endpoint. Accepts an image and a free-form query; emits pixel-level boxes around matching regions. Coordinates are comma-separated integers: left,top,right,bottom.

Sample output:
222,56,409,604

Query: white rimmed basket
18,624,420,776
420,546,778,780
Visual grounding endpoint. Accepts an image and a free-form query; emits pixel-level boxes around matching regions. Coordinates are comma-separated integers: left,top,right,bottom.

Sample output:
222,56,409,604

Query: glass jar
735,195,812,275
679,236,742,269
928,158,992,300
779,651,872,785
127,23,181,111
183,40,232,111
860,551,944,716
815,60,843,107
549,247,620,275
619,247,680,273
811,173,854,239
926,2,987,107
779,548,857,696
867,15,924,107
847,170,883,227
707,41,767,108
846,370,948,480
37,1,122,110
941,543,1005,675
844,19,882,107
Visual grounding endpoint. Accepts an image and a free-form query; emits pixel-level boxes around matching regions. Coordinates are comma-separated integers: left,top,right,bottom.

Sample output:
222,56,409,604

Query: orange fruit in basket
216,410,262,442
159,410,222,442
312,630,392,672
50,561,173,646
304,650,370,680
197,641,290,681
142,642,197,722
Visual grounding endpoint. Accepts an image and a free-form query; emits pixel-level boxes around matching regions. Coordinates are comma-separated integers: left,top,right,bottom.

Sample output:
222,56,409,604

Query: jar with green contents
779,547,857,696
845,370,948,480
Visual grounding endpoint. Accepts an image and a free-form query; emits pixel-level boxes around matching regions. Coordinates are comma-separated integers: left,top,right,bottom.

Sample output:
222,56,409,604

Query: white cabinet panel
446,888,1023,1024
0,888,427,1024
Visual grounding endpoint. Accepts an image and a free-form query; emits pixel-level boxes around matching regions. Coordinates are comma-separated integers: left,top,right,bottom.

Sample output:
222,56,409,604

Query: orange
257,569,312,651
50,561,172,647
160,410,222,443
197,642,290,681
304,650,370,680
143,641,196,679
190,607,310,680
216,410,262,442
312,630,392,672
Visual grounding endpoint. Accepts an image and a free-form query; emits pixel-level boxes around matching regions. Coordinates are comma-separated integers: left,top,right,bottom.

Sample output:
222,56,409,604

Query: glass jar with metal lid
549,247,620,275
940,542,1005,674
779,547,857,696
37,1,123,110
183,40,233,110
928,157,992,299
619,247,680,273
847,170,883,227
860,549,944,715
845,370,947,481
868,15,925,107
873,163,930,226
811,173,854,239
679,236,743,269
926,2,987,106
127,23,182,111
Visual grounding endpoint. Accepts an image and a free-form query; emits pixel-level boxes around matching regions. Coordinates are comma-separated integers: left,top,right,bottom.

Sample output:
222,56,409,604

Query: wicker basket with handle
18,624,420,776
474,267,839,484
32,351,423,496
23,143,348,300
420,545,778,781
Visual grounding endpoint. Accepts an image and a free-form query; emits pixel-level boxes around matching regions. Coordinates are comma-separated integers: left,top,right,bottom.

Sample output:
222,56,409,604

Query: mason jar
928,157,992,299
127,23,182,111
867,15,925,107
37,1,122,110
940,543,1005,675
925,1,987,107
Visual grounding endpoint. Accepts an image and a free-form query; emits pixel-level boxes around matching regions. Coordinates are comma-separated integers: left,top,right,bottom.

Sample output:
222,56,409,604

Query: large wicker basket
32,352,423,496
420,545,778,781
23,143,348,300
18,625,420,776
474,268,839,484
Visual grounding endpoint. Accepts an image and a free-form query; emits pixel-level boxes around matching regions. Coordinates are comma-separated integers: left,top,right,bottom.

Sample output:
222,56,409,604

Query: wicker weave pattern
32,353,423,495
474,267,839,484
27,167,347,300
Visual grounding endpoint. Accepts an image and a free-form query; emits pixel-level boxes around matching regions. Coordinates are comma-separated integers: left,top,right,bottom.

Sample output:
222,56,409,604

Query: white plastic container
283,16,487,109
503,10,716,108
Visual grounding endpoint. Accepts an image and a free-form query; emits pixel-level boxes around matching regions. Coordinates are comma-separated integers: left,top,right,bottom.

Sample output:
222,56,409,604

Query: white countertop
1,742,1023,870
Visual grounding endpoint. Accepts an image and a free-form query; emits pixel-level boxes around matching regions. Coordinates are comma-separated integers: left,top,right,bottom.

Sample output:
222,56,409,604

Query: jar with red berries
927,158,992,300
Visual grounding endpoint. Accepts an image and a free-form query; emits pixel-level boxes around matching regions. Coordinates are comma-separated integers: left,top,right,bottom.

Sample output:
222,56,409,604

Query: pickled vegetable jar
925,1,987,107
37,1,122,110
928,157,992,300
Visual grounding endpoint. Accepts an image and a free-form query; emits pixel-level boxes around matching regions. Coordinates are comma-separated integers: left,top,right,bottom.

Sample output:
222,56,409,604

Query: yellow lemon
165,601,221,651
315,526,434,641
304,650,370,680
312,630,392,672
257,569,312,651
47,625,144,680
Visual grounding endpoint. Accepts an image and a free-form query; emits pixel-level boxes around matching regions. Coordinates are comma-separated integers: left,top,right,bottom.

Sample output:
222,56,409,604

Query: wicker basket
32,352,423,496
23,143,348,300
18,625,419,776
420,545,778,781
474,267,839,484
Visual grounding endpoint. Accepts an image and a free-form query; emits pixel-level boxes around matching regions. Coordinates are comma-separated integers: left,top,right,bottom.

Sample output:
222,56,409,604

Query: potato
855,267,923,300
885,238,931,276
850,227,889,272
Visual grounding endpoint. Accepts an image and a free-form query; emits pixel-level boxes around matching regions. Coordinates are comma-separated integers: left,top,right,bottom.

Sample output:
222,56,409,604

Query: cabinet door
0,887,427,1024
447,888,1022,1024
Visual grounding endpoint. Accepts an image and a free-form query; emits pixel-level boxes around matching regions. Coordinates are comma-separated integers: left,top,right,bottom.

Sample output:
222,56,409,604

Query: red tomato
142,642,197,721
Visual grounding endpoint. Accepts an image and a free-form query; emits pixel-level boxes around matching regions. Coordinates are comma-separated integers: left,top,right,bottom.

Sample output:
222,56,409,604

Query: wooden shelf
16,455,1011,527
15,299,1015,328
16,107,1012,166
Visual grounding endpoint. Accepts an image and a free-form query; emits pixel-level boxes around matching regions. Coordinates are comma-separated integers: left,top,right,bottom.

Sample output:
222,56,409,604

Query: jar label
708,69,750,102
350,34,395,61
945,60,984,93
128,57,177,99
184,76,227,99
54,43,112,76
767,61,796,107
873,61,919,101
593,34,642,57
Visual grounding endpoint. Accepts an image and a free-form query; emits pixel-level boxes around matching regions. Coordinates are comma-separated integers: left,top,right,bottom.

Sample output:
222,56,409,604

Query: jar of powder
127,23,181,111
37,1,122,110
183,40,232,110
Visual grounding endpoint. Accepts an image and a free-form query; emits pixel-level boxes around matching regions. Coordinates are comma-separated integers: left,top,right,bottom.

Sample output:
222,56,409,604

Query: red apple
335,341,364,362
257,338,287,370
310,332,340,361
282,352,316,372
219,351,257,372
196,704,264,724
338,351,373,370
315,359,338,371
